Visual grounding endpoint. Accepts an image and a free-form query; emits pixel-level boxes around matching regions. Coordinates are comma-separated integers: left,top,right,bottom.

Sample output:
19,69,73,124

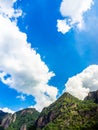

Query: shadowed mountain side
85,90,98,104
1,108,39,130
0,110,8,130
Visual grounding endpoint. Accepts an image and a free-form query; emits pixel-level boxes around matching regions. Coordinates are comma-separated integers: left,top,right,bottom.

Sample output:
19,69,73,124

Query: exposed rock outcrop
1,113,16,129
85,90,98,103
35,92,98,130
20,124,26,130
0,110,8,125
0,108,39,130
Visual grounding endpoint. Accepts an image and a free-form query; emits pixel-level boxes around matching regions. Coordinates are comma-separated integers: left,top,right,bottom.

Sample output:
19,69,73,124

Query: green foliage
1,92,98,130
6,108,39,130
35,92,98,130
43,122,59,130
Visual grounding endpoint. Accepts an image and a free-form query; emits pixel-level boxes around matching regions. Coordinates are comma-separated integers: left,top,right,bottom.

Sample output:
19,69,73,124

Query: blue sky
0,0,98,113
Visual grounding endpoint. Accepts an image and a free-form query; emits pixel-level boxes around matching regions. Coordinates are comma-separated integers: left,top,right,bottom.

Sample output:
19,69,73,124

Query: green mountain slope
5,108,39,130
1,91,98,130
34,92,98,130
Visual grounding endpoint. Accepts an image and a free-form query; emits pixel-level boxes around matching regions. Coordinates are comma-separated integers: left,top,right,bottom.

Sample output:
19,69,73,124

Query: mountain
1,90,98,130
85,90,98,103
0,108,39,130
34,92,98,130
0,110,8,124
0,110,8,130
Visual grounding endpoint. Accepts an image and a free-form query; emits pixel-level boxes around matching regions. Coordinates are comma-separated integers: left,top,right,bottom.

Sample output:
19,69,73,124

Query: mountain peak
34,91,98,130
0,91,98,130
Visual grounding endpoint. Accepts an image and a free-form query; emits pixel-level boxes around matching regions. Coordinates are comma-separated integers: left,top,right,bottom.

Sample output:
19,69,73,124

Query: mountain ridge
0,90,98,130
34,91,98,130
0,108,39,130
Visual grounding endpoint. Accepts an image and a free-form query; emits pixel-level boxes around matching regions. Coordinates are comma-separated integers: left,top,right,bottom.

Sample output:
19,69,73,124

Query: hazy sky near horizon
0,0,98,113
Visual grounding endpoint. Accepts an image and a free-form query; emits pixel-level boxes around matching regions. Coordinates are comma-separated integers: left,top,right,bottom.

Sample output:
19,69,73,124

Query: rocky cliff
85,90,98,103
0,108,39,130
34,92,98,130
0,110,8,130
1,90,98,130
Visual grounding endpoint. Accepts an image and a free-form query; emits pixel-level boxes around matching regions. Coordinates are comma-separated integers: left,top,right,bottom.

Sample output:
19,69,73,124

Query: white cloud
64,65,98,100
33,85,58,111
0,0,22,18
0,1,58,111
0,107,15,114
57,19,71,34
57,0,94,34
16,95,26,101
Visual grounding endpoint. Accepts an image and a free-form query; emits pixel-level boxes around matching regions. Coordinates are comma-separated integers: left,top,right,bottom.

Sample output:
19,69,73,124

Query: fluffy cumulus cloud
57,19,71,34
57,0,94,34
0,0,22,18
64,65,98,100
0,107,15,114
0,0,58,111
